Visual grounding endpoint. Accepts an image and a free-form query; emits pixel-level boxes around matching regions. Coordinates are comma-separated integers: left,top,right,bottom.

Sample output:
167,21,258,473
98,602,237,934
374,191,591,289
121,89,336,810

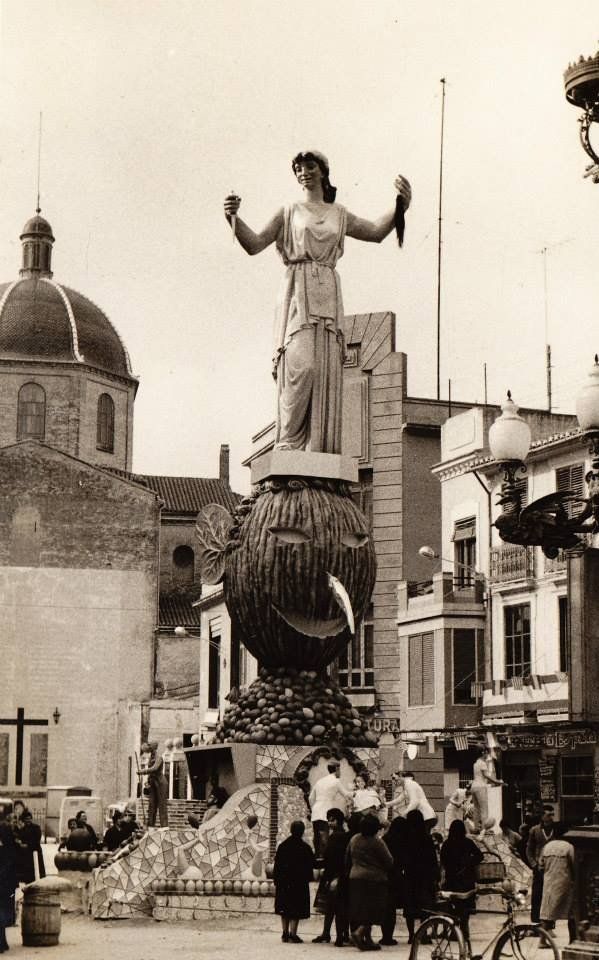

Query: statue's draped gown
274,202,347,453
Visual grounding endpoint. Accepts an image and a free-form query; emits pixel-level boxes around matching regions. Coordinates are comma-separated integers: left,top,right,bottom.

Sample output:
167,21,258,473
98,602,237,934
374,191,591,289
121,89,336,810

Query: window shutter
409,635,423,705
422,632,435,705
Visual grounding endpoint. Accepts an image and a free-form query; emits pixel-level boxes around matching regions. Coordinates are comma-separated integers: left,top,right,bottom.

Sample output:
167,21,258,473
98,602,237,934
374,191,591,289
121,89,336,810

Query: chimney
219,444,230,485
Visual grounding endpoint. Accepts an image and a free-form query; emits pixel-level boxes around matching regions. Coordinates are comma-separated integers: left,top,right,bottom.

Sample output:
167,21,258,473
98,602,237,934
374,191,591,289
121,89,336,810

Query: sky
0,0,598,493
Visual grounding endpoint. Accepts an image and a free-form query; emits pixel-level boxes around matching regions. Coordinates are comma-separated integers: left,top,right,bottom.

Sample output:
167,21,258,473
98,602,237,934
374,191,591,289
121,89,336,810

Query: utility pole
436,78,446,401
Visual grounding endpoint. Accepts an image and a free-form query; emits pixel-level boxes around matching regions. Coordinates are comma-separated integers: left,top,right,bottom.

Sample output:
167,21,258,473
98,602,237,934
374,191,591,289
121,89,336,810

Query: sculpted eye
267,526,312,544
341,531,369,549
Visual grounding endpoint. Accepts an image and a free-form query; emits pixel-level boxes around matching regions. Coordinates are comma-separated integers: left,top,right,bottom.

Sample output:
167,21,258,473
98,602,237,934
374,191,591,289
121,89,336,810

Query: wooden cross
0,707,48,786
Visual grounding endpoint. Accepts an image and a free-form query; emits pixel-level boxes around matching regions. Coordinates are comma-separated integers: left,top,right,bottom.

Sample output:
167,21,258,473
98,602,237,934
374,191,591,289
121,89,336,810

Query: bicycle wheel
492,924,559,960
411,916,467,960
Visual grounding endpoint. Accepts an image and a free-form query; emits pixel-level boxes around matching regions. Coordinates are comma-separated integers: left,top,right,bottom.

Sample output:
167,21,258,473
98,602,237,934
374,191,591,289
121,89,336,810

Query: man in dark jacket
527,806,555,923
313,808,350,946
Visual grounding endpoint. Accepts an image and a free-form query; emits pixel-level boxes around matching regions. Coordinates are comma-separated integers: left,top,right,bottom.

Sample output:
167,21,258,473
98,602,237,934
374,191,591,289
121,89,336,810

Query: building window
338,618,374,688
561,755,593,796
208,625,221,710
504,603,531,678
556,464,585,518
408,632,435,706
17,382,45,440
29,733,48,787
230,622,242,691
558,596,569,673
452,628,482,704
453,518,476,586
561,754,594,824
96,393,115,452
173,545,195,588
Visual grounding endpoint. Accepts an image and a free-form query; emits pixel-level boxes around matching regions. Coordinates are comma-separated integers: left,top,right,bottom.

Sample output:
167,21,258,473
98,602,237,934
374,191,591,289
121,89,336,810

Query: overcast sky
0,0,598,492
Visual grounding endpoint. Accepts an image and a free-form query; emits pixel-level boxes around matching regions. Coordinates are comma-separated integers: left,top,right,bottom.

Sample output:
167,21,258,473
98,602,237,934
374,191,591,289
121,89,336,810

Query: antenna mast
36,112,43,213
436,79,446,401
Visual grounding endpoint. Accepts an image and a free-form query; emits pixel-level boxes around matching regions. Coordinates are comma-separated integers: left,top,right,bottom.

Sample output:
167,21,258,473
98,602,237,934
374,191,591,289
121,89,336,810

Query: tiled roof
135,474,242,514
159,594,202,629
0,278,134,378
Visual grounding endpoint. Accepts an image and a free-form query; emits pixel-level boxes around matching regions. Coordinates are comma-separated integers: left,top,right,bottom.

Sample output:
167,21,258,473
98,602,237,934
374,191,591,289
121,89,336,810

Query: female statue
224,152,411,454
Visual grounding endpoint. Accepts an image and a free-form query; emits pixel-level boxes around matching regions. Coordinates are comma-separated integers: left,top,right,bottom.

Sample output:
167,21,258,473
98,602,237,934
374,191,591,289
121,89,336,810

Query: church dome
0,214,135,380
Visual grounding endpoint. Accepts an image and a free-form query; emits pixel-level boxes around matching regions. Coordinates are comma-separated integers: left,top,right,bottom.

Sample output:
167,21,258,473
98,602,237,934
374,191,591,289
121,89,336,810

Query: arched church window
97,393,115,453
17,382,46,440
173,545,195,588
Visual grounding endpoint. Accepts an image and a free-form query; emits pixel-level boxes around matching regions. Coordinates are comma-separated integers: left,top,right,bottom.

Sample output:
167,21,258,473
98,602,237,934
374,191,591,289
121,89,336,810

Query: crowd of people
273,759,578,950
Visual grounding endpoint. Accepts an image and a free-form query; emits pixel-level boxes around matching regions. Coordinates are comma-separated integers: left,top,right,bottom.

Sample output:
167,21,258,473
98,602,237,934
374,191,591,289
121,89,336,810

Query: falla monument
88,153,411,920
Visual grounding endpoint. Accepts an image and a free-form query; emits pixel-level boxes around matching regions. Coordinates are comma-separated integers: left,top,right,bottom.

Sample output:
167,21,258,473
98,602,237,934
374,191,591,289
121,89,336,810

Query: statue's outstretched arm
224,194,283,255
346,176,411,243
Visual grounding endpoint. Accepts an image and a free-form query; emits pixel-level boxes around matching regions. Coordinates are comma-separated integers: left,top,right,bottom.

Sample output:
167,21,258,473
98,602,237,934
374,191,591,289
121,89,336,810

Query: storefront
502,727,598,827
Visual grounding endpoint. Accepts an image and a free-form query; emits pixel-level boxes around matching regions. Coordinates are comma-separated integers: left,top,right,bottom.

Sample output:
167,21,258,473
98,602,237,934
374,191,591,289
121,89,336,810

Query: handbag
476,849,506,884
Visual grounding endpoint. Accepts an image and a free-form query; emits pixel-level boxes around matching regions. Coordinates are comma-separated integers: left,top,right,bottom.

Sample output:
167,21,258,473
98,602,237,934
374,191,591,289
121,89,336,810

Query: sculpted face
224,484,376,670
294,158,324,191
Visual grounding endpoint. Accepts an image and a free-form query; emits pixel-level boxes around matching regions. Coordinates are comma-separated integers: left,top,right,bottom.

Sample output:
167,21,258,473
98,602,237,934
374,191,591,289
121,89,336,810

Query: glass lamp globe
488,392,532,463
576,356,599,431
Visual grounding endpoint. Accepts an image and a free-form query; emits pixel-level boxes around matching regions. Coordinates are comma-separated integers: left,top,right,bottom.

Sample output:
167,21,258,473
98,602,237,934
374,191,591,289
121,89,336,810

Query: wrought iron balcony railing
489,544,535,583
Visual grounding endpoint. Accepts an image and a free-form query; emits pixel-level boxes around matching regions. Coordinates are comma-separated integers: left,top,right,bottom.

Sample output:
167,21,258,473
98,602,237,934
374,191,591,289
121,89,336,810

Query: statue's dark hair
292,152,337,204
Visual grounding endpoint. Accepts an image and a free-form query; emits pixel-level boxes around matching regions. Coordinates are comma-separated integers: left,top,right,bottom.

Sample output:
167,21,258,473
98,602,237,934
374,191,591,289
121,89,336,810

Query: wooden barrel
21,876,71,947
21,890,61,946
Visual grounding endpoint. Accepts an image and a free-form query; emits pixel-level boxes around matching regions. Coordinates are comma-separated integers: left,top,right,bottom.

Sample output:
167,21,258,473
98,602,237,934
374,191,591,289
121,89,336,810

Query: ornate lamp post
564,47,599,181
489,362,599,558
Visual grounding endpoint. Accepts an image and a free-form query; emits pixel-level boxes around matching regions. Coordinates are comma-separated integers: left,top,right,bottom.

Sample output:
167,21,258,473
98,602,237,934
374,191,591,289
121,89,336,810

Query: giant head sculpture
196,478,376,671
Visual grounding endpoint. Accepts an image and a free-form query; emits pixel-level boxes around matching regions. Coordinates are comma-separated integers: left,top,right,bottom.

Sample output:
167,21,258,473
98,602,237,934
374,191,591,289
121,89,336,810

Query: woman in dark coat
13,808,44,884
380,816,409,945
399,809,440,943
273,820,316,943
75,810,98,849
0,808,17,953
440,819,484,952
346,813,393,951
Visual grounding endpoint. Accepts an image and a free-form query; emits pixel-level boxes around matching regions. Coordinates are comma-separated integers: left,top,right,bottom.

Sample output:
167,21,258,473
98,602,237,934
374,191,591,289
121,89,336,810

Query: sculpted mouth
272,573,355,639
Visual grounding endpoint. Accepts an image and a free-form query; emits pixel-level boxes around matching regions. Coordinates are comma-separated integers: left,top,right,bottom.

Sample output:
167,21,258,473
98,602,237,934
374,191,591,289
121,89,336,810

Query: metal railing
490,544,535,583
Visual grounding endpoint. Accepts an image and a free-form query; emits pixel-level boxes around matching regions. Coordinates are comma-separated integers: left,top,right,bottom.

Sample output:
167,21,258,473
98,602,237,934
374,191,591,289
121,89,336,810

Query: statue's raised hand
394,176,412,211
224,193,241,217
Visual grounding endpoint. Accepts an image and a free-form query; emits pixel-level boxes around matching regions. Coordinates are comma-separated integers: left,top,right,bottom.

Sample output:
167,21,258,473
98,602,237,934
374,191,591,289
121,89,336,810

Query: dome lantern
19,213,55,279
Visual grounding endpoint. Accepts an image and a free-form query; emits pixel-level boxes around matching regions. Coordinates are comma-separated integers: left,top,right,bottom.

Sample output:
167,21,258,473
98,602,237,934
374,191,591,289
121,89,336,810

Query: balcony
489,544,535,583
399,571,485,617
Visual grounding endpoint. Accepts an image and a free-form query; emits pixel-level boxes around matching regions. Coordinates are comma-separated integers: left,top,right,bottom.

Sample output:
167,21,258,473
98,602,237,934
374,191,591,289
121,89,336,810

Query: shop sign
368,717,401,736
508,728,598,751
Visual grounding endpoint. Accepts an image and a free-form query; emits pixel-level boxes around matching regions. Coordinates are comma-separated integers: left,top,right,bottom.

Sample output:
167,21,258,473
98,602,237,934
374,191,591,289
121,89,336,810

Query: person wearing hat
224,152,411,455
309,761,352,859
139,742,169,827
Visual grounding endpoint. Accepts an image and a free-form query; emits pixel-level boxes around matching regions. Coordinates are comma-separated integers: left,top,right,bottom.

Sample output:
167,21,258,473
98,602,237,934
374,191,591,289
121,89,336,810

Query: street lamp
418,545,484,585
564,47,599,181
488,362,599,558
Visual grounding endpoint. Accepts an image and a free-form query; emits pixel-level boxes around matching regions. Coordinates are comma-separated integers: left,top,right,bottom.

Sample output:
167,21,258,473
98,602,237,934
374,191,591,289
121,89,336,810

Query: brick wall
371,352,406,715
0,442,160,800
0,362,135,471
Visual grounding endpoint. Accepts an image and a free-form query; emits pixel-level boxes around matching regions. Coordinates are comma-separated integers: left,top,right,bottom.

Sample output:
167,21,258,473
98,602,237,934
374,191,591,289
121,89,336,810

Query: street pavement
19,848,568,959
4,908,571,960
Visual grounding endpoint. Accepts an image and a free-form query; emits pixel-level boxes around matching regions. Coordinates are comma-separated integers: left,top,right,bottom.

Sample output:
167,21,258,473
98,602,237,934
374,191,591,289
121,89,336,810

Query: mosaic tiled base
152,892,281,920
276,783,309,849
256,744,379,780
89,746,383,921
89,783,272,919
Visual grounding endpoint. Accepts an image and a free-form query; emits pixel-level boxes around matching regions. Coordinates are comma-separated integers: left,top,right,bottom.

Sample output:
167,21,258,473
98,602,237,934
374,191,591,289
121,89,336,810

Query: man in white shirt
387,771,437,828
309,761,352,858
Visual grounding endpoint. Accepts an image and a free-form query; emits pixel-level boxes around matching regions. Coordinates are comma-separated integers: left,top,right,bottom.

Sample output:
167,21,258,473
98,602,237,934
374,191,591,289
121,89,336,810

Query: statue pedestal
251,449,358,484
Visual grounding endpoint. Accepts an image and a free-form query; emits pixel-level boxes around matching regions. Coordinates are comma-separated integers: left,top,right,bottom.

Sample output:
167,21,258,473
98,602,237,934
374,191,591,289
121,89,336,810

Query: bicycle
409,881,560,960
